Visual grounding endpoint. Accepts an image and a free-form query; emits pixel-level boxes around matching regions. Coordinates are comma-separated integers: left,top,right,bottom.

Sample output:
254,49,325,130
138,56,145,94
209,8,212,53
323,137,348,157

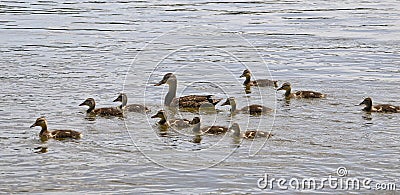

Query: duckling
230,123,273,139
30,117,82,140
154,73,222,109
113,93,150,113
277,82,326,99
359,97,400,113
190,117,229,135
79,98,123,116
151,110,191,128
240,69,278,88
221,97,273,115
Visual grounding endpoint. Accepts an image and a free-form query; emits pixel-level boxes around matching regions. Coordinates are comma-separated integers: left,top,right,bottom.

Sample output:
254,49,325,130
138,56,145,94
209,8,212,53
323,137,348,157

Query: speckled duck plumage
79,98,123,116
190,117,229,135
151,110,191,128
30,117,82,140
277,82,326,99
240,69,278,88
230,123,273,139
113,93,150,113
221,97,273,115
359,97,400,113
154,73,222,109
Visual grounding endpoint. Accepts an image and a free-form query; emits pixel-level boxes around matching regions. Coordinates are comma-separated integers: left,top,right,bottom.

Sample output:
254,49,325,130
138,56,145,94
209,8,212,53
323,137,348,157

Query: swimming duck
230,123,273,139
190,117,229,135
359,97,400,113
240,69,278,88
277,82,326,99
79,98,123,116
30,117,82,140
221,97,273,115
113,93,150,113
154,73,222,109
151,110,191,128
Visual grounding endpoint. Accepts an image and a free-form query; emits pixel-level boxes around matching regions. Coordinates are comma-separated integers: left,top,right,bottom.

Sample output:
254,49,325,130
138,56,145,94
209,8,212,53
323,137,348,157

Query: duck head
30,117,47,129
151,110,166,119
240,69,251,78
359,97,372,106
79,98,95,107
190,117,201,134
221,97,235,106
277,82,291,91
154,73,176,86
113,93,128,108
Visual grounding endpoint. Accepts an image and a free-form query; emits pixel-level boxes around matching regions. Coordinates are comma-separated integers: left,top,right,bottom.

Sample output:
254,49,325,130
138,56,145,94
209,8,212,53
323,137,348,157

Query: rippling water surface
1,0,399,194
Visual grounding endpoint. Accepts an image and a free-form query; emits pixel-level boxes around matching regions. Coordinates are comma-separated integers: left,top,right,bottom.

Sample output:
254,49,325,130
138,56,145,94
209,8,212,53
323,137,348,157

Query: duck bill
221,100,229,106
154,80,166,86
79,102,86,106
276,87,284,91
359,101,365,106
150,114,158,118
30,123,36,128
113,97,121,102
239,74,245,78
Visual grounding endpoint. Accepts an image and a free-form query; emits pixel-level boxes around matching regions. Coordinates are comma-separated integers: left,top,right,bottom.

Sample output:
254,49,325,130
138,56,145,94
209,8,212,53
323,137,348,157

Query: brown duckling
30,117,82,140
190,117,229,135
359,97,400,113
240,69,278,88
154,73,222,109
230,123,273,139
113,93,150,113
79,98,123,116
277,82,326,99
151,110,191,128
221,97,273,115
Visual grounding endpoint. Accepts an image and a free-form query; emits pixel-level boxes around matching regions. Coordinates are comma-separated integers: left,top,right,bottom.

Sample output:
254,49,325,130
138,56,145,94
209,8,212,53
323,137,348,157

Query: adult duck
359,97,400,113
30,117,82,140
221,97,273,115
113,93,150,113
277,82,326,99
240,69,278,88
79,98,123,116
154,73,222,109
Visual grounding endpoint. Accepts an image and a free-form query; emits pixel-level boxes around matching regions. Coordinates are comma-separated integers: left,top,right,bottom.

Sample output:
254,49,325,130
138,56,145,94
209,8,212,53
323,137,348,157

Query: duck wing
94,107,123,116
51,130,82,139
373,104,400,113
172,95,220,108
295,91,326,98
244,130,273,139
125,104,150,113
201,126,228,134
241,105,273,114
254,79,278,87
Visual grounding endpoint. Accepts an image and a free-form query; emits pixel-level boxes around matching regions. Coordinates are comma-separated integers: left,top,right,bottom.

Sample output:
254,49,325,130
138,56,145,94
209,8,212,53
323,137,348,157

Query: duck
154,73,222,109
359,97,400,113
221,97,273,115
113,93,150,113
151,110,191,128
79,98,123,116
277,82,326,99
240,69,278,88
230,123,273,139
190,117,229,135
30,117,82,140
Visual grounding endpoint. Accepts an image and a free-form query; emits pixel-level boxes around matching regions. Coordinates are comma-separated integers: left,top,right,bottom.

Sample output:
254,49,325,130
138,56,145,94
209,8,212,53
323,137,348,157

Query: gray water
1,0,399,194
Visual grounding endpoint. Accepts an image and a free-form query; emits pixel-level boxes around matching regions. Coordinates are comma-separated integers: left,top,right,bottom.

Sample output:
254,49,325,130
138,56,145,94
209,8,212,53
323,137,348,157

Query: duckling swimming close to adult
190,117,229,135
154,73,222,109
221,97,273,115
359,97,400,113
79,98,123,116
230,123,273,139
151,110,191,128
30,117,82,140
277,82,326,99
240,69,278,88
113,93,150,113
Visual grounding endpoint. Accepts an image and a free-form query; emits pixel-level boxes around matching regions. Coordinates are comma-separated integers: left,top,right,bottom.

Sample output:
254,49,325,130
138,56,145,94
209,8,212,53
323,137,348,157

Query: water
1,0,399,193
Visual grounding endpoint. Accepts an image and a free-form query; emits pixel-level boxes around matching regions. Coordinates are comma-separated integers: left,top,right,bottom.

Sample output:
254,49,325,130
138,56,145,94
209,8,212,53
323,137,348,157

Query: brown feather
201,126,229,135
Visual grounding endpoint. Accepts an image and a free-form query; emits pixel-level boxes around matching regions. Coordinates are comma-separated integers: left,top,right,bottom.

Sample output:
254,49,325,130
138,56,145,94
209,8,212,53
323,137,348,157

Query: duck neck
363,101,372,111
243,75,251,85
165,79,177,106
233,127,240,137
39,122,49,136
120,94,128,109
284,87,292,98
158,117,167,125
192,122,201,135
230,100,237,113
87,101,95,113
